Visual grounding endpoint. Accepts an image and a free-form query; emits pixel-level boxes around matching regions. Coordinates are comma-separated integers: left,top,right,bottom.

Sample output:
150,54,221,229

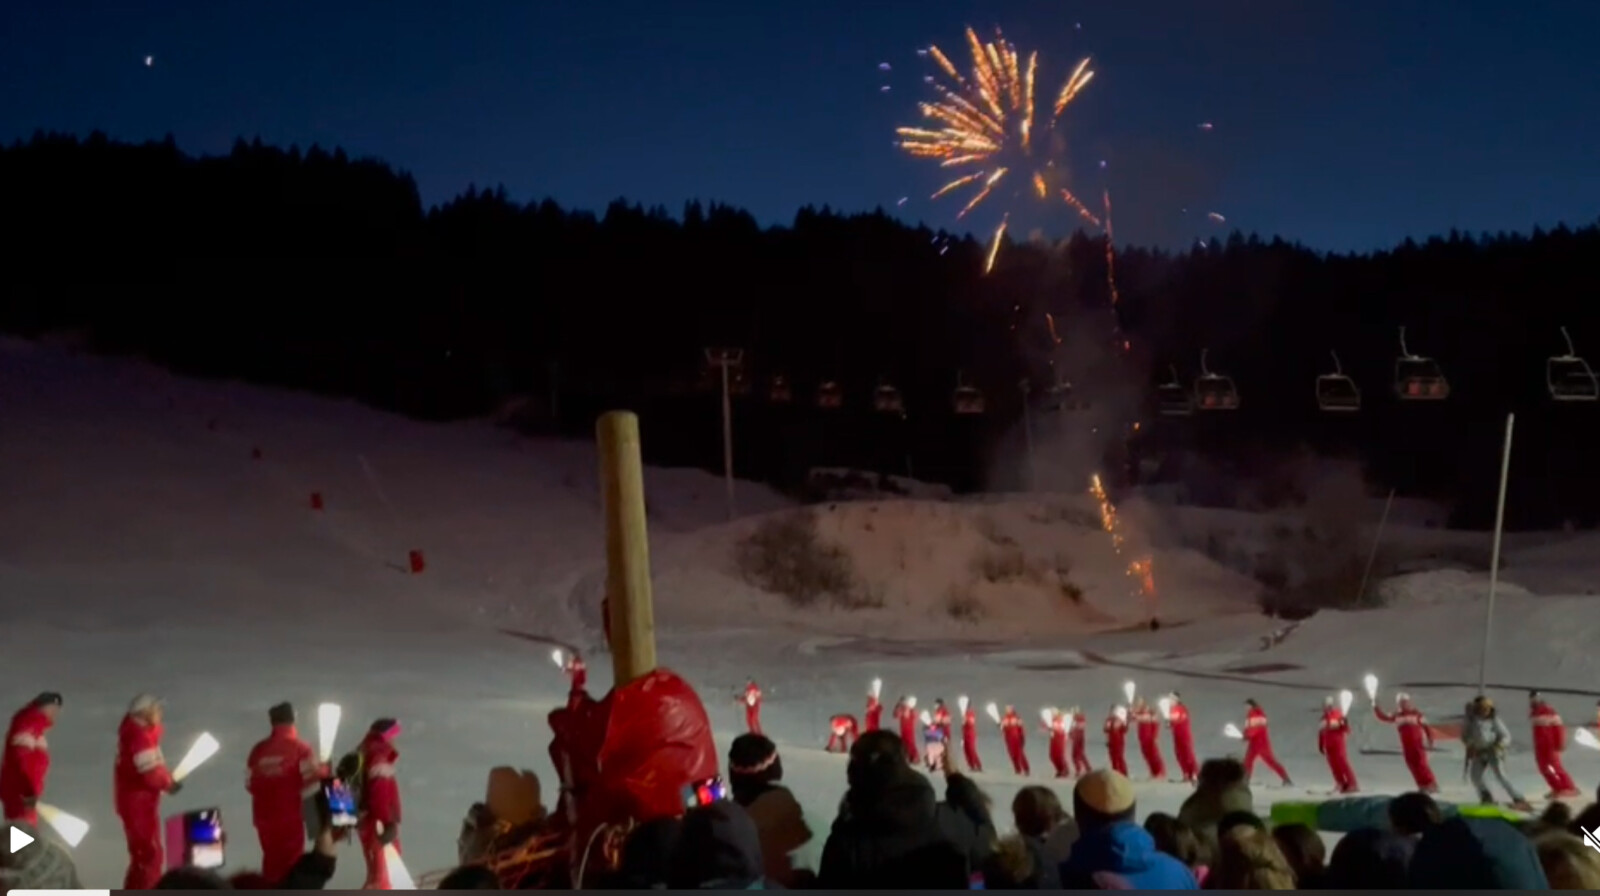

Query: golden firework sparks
1089,473,1159,608
896,26,1095,269
984,214,1009,274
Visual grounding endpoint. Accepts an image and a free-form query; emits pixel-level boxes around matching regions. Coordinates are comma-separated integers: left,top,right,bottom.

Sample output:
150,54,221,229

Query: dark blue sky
4,1,1597,252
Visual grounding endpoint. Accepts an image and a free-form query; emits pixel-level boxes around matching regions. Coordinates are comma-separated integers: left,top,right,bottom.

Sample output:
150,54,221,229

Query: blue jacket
1058,821,1199,890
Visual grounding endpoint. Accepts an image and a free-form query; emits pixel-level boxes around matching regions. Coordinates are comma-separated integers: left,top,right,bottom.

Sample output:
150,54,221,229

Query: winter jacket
1012,823,1078,889
934,775,998,874
667,802,767,889
743,783,813,887
1177,780,1252,856
0,822,81,890
358,731,401,826
247,724,322,828
818,763,968,889
1406,815,1548,889
0,705,52,818
1461,714,1512,757
114,714,173,816
1057,821,1199,890
279,849,337,889
1323,827,1412,889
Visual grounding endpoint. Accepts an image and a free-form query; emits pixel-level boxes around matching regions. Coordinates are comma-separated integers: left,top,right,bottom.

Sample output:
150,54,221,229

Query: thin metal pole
1477,413,1515,694
1355,488,1397,607
720,360,736,521
1020,385,1034,490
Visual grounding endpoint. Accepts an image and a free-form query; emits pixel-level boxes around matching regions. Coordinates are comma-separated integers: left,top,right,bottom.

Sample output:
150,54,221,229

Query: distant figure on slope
1463,696,1532,811
1317,696,1358,794
894,697,920,765
742,680,763,735
959,698,982,773
1104,706,1130,777
1000,706,1029,775
1045,710,1070,778
864,685,883,733
115,694,179,890
1133,697,1168,781
1,692,60,826
826,714,858,754
561,651,588,709
1167,694,1198,783
1373,692,1438,793
1529,691,1582,800
1242,699,1292,787
1070,706,1092,777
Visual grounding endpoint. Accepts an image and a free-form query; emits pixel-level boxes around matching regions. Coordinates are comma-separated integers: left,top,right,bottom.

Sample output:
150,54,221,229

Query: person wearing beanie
728,733,813,887
1,693,62,825
1058,769,1199,889
357,718,404,888
667,801,768,889
247,702,327,882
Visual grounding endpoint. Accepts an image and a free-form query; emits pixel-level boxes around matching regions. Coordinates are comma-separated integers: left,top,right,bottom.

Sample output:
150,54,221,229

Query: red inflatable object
408,549,426,573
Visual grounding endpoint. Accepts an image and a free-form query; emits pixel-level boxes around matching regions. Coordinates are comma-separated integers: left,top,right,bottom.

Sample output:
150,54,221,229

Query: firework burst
896,27,1096,272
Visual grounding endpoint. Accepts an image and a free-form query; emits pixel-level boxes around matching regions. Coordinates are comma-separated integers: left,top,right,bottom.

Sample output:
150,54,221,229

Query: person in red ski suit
357,719,403,890
562,653,589,710
115,694,179,890
742,681,763,735
1318,697,1358,794
1,692,60,825
999,706,1029,775
961,704,982,772
865,691,883,732
1069,707,1091,776
1529,691,1581,799
1133,698,1167,780
1373,692,1437,792
1104,707,1129,776
1242,699,1292,786
1166,694,1198,783
894,698,920,764
247,702,329,883
826,714,859,753
1045,711,1070,777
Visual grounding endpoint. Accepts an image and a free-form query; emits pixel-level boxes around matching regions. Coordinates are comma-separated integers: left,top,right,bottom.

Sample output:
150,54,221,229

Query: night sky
4,0,1597,252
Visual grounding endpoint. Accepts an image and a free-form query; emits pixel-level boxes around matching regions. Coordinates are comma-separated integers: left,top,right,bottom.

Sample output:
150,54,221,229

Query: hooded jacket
1462,714,1512,757
818,763,968,889
1057,820,1199,889
1406,816,1547,889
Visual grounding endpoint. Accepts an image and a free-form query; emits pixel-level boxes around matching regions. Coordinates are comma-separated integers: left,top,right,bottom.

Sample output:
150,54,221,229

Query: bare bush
973,545,1029,583
945,584,983,622
734,511,874,610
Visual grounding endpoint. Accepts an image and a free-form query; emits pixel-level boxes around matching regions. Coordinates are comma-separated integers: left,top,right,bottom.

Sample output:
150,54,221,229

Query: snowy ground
3,337,1599,887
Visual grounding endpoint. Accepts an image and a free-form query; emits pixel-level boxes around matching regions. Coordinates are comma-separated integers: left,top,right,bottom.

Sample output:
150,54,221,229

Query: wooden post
597,411,657,685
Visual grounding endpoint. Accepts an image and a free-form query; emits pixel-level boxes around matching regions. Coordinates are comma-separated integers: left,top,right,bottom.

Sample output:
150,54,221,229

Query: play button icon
8,824,34,853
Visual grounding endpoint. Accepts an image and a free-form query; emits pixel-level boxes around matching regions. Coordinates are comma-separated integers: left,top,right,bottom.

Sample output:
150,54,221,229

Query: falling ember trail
1089,473,1159,618
985,214,1009,274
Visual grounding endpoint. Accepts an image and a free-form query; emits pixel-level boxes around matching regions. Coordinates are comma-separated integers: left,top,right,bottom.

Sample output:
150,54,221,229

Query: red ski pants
1139,734,1167,778
119,802,164,890
1403,745,1438,790
1072,741,1091,776
1535,748,1577,793
1049,736,1068,777
257,819,306,884
1244,740,1290,782
963,738,983,772
1324,741,1358,792
745,706,762,735
1173,733,1198,780
901,726,920,764
1107,740,1128,776
826,731,853,753
1005,736,1029,775
359,817,402,889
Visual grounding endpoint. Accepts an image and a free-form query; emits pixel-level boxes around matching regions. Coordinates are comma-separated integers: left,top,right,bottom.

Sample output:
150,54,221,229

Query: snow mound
1375,569,1535,608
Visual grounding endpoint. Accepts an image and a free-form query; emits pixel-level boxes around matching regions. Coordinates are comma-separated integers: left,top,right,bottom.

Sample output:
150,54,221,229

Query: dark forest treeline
5,131,1600,528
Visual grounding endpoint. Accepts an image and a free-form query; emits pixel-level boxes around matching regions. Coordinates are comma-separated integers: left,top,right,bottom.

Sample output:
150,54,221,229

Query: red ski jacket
359,731,402,826
114,715,173,815
247,724,323,827
0,705,52,812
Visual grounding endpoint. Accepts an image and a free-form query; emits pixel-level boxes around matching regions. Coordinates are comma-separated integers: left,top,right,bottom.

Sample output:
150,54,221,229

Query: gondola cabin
768,375,793,404
1547,356,1599,401
1156,380,1193,416
1393,357,1449,400
816,380,844,409
1193,373,1240,410
953,385,985,415
874,383,905,414
1315,373,1361,412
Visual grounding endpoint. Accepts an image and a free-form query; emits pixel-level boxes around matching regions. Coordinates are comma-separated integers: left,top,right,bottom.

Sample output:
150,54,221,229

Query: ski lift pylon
1547,326,1598,402
1193,348,1240,410
1315,350,1361,412
1393,326,1448,400
1156,365,1193,416
953,371,985,415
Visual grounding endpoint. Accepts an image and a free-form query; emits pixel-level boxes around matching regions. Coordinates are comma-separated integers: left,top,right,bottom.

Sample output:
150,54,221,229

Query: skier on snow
562,652,589,710
357,718,405,889
1133,697,1167,781
246,702,329,883
894,697,920,765
0,692,60,826
864,687,883,733
741,680,763,735
922,710,948,773
1044,710,1070,778
1242,699,1293,786
1104,705,1129,776
1373,692,1438,793
1528,691,1581,800
1166,693,1198,783
1070,706,1092,776
1000,705,1029,775
1317,696,1358,794
959,699,982,773
115,694,179,890
826,714,858,753
1462,696,1532,811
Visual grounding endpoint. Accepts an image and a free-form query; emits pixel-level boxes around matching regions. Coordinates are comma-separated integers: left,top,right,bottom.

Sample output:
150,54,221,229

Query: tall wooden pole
597,411,657,686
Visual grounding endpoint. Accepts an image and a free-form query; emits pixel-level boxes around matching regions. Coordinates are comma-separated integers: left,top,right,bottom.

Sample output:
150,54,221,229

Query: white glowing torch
1062,711,1075,735
1158,696,1174,720
383,841,415,889
1122,680,1136,705
1338,689,1354,716
1114,705,1128,722
316,703,342,763
1363,673,1379,703
958,695,969,715
871,677,882,699
906,695,917,709
551,648,565,669
36,803,90,847
986,702,1001,724
919,710,933,727
1223,723,1243,740
1039,707,1056,726
171,732,220,782
1575,728,1600,751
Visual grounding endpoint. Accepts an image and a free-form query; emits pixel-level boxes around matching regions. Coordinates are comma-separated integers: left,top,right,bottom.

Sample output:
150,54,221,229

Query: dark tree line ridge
5,130,1600,529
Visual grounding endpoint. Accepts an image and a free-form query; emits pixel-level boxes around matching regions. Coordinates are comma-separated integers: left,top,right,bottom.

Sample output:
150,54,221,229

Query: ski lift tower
704,347,744,521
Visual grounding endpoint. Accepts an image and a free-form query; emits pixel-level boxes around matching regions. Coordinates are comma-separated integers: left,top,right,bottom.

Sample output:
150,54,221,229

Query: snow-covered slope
3,337,1599,888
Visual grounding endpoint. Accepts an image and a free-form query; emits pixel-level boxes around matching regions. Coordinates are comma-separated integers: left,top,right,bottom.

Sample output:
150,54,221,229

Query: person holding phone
247,703,328,882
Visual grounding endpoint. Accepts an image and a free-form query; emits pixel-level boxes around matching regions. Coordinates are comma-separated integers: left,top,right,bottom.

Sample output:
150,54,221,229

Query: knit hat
1074,769,1135,816
369,718,401,738
31,692,62,708
128,694,162,715
268,702,295,726
728,733,778,776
